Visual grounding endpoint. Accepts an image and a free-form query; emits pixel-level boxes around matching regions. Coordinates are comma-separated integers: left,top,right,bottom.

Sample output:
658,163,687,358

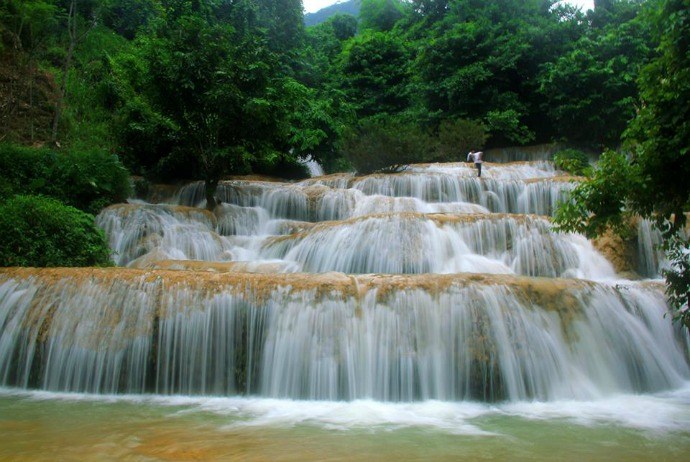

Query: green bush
0,143,131,214
0,195,113,267
553,150,641,237
340,119,433,175
664,234,690,329
553,149,592,176
433,118,488,162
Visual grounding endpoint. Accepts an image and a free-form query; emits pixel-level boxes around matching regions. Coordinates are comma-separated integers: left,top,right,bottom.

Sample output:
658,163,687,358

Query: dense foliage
552,149,591,176
341,116,487,174
0,195,112,267
341,118,432,174
0,143,131,214
434,118,487,163
553,0,690,326
0,0,662,175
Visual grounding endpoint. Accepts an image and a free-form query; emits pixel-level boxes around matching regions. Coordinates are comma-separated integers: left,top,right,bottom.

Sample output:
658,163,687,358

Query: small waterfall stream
1,158,688,421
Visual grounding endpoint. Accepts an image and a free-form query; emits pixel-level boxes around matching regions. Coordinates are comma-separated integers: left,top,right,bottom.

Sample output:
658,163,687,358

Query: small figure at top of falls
467,150,484,177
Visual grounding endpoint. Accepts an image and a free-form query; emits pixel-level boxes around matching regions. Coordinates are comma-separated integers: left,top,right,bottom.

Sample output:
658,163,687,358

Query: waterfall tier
97,205,614,279
2,158,683,406
0,268,687,401
158,161,577,219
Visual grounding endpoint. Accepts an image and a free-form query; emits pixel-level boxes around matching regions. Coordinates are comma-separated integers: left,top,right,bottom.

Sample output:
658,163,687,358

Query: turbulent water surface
2,387,690,461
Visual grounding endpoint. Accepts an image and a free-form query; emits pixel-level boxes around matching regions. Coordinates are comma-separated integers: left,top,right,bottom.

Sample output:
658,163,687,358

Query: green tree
413,0,578,145
623,0,690,228
295,14,359,172
139,14,274,207
433,118,487,162
0,195,113,267
539,1,651,148
359,0,406,32
553,149,591,176
51,0,100,143
554,0,690,327
0,143,131,214
287,86,355,173
0,0,58,142
101,0,161,39
341,118,433,174
338,30,412,119
261,0,305,56
408,0,448,21
300,13,357,87
115,5,315,206
0,0,57,54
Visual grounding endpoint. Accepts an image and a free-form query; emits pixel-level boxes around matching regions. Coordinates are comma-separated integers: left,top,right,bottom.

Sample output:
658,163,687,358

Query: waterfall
2,158,688,404
0,269,687,401
299,155,325,178
636,218,667,278
146,162,575,218
258,213,614,278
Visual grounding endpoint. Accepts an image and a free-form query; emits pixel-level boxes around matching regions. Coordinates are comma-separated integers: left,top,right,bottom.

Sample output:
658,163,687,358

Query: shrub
553,149,591,176
0,143,131,214
664,233,690,329
553,150,642,237
433,118,488,162
0,195,113,267
340,119,433,175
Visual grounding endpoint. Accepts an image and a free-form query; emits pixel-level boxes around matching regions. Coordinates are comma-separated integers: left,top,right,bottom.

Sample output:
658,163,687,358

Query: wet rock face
593,230,638,275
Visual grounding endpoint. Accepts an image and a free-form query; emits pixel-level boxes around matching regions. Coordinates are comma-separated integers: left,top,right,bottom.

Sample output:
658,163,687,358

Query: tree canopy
553,0,690,326
0,0,665,174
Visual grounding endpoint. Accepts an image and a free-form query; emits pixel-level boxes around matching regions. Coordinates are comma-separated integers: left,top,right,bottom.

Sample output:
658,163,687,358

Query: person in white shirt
467,150,484,177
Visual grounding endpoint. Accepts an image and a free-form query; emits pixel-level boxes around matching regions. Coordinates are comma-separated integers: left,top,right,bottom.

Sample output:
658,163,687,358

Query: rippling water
2,387,690,461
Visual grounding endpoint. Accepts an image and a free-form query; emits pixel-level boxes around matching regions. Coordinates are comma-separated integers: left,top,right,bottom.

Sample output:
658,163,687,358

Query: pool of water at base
1,387,690,461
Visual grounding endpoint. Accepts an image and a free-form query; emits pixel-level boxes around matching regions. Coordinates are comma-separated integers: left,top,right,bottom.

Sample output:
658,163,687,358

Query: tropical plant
554,0,690,327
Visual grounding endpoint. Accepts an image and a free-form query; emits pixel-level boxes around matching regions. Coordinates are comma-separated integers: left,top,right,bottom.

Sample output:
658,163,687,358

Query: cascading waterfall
299,155,325,177
159,163,576,218
1,159,688,408
0,270,687,401
636,218,667,278
258,213,614,278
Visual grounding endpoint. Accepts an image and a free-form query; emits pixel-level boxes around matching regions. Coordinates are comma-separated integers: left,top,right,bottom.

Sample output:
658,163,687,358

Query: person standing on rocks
467,150,484,177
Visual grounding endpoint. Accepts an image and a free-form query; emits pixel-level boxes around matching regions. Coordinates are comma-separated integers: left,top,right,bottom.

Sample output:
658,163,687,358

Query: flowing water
1,157,689,460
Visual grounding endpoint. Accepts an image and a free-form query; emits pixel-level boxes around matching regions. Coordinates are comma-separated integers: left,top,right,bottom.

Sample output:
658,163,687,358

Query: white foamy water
2,386,689,435
2,156,688,461
1,272,686,400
